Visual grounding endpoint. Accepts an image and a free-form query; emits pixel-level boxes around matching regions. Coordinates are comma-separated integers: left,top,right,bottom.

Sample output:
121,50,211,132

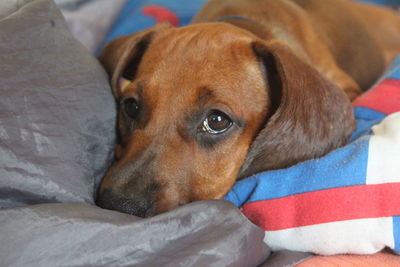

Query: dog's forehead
136,23,263,90
125,23,268,123
140,23,258,68
155,22,257,47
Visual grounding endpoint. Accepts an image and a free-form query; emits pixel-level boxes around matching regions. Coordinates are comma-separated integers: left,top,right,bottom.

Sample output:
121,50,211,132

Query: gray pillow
0,2,285,266
0,0,116,207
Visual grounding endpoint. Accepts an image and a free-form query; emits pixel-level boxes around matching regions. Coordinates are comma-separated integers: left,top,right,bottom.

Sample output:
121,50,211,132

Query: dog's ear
99,23,170,97
238,40,355,178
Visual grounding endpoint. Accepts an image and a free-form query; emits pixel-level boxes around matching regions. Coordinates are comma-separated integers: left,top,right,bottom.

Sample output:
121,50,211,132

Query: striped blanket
225,57,400,255
103,0,400,256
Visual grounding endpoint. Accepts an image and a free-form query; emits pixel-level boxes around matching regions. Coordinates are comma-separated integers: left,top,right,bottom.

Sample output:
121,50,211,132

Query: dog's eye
202,110,233,134
123,98,140,119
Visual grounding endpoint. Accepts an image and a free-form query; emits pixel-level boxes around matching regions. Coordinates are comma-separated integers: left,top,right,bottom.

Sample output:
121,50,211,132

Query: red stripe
142,5,179,27
353,79,400,114
242,183,400,231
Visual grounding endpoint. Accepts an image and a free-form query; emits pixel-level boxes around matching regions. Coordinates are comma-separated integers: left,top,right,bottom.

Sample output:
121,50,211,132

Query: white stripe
366,112,400,184
264,217,394,255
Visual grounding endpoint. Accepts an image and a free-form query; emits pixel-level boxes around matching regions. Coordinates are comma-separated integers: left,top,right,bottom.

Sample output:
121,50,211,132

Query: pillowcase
0,0,116,208
225,58,400,255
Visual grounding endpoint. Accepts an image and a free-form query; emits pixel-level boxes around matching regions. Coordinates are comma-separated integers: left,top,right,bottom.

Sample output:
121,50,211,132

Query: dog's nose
96,189,152,217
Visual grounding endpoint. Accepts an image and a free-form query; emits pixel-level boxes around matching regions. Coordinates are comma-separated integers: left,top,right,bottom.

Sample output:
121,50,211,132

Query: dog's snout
96,189,153,217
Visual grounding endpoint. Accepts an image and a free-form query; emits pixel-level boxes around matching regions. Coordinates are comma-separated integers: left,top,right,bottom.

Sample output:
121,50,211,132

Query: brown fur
96,0,400,217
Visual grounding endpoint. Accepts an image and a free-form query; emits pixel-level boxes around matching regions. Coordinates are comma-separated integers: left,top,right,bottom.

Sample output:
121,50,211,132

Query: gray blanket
0,0,271,266
0,0,311,266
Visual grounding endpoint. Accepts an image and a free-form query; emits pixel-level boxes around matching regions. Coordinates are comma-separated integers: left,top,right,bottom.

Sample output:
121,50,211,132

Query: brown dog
96,0,400,217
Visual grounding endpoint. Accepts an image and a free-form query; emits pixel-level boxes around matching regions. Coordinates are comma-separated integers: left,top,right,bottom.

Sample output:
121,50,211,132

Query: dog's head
96,23,354,217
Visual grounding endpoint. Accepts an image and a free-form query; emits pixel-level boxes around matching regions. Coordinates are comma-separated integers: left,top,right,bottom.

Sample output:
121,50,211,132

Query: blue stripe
225,135,370,206
351,107,385,141
225,105,390,207
354,107,386,121
387,56,400,80
393,216,400,254
374,56,400,81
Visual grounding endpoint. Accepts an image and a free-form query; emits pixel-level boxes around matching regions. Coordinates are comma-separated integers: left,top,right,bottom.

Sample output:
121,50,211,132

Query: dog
96,0,400,217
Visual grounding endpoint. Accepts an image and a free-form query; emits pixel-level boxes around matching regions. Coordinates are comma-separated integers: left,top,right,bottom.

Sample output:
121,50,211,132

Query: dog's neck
214,15,276,42
214,15,255,23
213,15,309,64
